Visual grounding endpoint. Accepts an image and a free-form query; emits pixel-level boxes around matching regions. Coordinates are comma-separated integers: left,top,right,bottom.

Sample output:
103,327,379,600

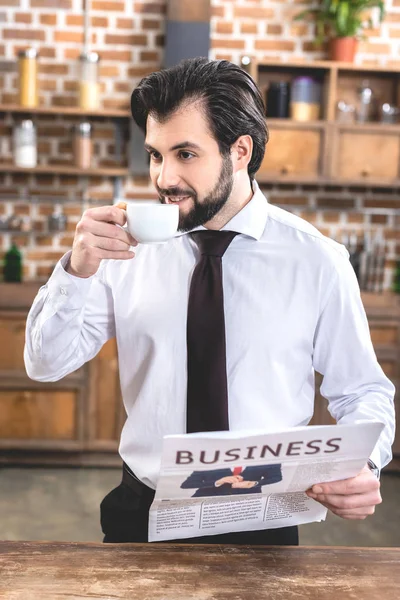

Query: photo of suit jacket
180,464,282,497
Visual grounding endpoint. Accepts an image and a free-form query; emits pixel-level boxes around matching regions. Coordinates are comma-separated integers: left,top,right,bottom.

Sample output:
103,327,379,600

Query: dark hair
131,57,268,180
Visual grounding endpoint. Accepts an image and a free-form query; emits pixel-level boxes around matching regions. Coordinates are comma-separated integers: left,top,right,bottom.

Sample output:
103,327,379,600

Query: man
24,58,395,546
180,465,282,497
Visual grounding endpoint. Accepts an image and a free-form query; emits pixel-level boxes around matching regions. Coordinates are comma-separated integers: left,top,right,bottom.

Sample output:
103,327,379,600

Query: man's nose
156,160,180,191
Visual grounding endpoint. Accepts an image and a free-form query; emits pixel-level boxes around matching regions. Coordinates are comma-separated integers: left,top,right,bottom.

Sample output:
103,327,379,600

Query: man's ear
231,135,253,173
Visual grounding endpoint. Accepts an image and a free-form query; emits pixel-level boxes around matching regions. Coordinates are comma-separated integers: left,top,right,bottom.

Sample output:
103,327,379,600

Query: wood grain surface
0,542,399,600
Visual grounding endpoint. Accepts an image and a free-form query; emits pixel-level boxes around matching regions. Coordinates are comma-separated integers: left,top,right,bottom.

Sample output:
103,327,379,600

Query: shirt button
60,286,67,296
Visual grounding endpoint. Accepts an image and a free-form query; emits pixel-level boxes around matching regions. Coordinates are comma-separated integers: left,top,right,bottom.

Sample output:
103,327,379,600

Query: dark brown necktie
186,230,238,433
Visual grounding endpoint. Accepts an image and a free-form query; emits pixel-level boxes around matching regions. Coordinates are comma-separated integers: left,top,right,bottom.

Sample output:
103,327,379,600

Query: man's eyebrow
144,141,202,152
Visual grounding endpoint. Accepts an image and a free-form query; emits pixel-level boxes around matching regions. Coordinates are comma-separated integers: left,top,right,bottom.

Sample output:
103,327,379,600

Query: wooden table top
0,541,399,600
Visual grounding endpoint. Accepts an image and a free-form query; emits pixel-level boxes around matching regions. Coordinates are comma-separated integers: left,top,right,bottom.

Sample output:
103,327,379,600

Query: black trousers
100,464,299,545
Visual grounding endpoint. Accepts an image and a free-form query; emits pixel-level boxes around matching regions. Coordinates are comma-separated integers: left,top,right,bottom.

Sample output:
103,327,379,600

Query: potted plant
294,0,386,62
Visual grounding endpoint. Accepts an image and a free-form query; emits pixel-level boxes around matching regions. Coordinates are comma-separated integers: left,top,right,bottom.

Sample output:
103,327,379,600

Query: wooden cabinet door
335,131,400,181
0,316,26,371
88,338,124,445
259,127,324,178
0,390,77,440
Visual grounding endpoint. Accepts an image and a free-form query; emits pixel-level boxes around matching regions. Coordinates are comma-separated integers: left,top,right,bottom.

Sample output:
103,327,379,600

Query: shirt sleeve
24,251,115,382
312,253,396,471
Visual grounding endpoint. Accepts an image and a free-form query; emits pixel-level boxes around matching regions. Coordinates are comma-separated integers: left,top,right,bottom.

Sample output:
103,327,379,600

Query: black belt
122,462,155,498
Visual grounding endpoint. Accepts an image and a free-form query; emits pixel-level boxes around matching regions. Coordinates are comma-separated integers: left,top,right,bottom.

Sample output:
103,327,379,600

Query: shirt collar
175,180,268,241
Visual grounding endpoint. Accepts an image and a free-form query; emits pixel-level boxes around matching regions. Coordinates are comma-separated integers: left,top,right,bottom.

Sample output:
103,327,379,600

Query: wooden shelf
335,122,400,133
257,59,400,74
0,104,130,118
256,175,400,189
266,119,326,130
0,164,129,177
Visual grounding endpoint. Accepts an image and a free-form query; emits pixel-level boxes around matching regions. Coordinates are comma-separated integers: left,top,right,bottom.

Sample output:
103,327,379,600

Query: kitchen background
0,0,399,545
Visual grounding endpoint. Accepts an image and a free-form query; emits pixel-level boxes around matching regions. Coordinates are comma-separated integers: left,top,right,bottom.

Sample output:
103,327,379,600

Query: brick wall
0,0,399,286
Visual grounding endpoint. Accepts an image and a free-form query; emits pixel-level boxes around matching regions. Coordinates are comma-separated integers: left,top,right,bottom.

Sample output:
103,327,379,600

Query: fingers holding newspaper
306,465,382,520
66,201,138,278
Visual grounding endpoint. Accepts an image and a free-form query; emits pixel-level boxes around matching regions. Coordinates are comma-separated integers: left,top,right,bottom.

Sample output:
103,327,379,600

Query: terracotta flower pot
329,37,358,62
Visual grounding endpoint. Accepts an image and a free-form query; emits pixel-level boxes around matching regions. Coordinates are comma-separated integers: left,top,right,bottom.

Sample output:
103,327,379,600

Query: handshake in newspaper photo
180,464,283,497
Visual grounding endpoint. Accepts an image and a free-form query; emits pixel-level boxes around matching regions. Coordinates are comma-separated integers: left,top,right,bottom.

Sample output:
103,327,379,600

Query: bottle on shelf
3,243,23,283
13,120,37,168
78,51,100,111
393,260,400,294
73,121,92,169
48,205,67,233
18,47,39,109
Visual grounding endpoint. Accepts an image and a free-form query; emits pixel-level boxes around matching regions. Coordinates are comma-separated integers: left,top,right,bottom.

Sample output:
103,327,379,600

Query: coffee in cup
123,201,179,244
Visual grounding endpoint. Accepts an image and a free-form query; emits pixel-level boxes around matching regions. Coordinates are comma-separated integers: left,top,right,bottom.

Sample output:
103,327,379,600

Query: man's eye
150,151,161,161
179,151,195,160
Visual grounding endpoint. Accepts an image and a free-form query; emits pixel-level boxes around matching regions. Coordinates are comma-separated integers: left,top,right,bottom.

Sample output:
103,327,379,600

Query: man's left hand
306,465,381,520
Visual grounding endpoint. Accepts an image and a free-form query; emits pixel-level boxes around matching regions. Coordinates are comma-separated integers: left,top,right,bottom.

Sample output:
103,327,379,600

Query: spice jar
73,121,92,169
18,48,39,108
13,120,37,168
78,51,100,110
290,76,322,121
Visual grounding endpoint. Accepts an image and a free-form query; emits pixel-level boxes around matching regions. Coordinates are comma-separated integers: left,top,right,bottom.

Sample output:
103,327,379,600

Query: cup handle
115,201,129,234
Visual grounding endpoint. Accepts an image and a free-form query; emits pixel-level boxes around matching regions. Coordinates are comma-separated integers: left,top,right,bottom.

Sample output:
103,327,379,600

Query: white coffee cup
124,201,179,243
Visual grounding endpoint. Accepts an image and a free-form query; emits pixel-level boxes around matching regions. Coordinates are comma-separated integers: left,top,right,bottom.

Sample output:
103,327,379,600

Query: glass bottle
73,121,92,169
13,120,37,168
3,243,23,283
393,260,400,294
18,47,39,108
78,51,100,111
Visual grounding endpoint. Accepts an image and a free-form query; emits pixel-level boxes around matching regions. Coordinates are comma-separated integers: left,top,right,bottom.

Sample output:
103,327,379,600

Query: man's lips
165,195,192,204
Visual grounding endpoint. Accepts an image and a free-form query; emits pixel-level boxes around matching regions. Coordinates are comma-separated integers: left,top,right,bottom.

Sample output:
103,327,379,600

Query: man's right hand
67,205,138,278
215,475,244,487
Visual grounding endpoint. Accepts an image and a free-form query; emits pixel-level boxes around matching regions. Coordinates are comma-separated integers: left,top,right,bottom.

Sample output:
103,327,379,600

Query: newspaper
148,422,384,542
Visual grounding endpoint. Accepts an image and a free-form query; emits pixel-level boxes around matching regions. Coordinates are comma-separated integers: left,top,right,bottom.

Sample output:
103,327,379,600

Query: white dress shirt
24,182,395,488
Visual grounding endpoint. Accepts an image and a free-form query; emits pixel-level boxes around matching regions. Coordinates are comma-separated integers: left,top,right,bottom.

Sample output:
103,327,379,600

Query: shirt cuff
45,251,95,309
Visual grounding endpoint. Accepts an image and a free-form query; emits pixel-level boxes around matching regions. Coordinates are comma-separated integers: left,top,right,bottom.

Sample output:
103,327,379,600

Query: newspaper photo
148,422,384,542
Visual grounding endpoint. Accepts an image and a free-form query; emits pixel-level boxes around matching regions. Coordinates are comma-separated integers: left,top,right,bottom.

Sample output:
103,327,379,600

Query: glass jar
356,80,375,123
13,120,37,168
266,81,290,118
48,206,67,232
73,121,92,169
290,76,322,121
78,51,100,110
18,47,39,108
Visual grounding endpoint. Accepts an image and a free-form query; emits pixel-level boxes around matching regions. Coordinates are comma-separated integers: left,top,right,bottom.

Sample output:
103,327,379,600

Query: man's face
145,102,234,232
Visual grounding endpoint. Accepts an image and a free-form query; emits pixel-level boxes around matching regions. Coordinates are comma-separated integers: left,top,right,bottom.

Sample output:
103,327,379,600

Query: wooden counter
0,541,399,600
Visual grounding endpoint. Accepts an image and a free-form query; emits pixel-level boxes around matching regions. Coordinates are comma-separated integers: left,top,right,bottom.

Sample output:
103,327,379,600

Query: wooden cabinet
253,59,400,188
259,123,326,180
0,284,123,465
0,390,77,440
334,129,400,182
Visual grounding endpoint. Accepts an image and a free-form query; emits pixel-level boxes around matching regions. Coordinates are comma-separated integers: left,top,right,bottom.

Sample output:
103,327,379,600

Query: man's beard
157,154,234,232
